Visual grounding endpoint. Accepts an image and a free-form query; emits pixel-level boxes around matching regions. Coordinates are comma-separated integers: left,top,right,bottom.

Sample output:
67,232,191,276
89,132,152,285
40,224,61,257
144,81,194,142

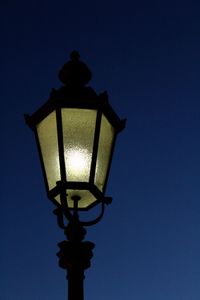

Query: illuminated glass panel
37,111,60,190
55,190,96,209
62,108,97,182
95,114,114,191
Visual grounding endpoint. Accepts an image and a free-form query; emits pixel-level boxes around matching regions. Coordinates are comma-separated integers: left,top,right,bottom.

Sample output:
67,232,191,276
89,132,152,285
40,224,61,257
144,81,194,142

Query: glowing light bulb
66,148,90,179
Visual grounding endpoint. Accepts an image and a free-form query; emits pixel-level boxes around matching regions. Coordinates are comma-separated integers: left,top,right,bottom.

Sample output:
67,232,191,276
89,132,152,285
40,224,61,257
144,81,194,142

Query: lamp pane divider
56,108,67,182
89,110,102,184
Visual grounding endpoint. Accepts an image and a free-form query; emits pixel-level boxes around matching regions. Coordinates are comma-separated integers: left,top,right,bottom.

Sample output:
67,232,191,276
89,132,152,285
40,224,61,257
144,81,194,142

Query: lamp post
25,51,126,300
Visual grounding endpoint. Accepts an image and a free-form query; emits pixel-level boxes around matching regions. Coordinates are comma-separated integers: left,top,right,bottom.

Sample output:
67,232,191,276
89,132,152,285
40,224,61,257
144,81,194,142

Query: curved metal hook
79,196,112,226
79,200,105,227
53,207,66,229
56,181,73,222
54,181,112,228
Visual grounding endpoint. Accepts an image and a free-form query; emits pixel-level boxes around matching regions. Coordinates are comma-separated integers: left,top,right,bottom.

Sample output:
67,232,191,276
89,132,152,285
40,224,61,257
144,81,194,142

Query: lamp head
25,52,126,214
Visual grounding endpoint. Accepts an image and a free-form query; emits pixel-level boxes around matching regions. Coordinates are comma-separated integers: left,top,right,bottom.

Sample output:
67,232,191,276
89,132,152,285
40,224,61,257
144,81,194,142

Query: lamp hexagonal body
25,53,125,211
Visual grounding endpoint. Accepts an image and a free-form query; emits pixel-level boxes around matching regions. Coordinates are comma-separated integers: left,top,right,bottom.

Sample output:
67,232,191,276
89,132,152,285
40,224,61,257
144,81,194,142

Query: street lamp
25,51,126,300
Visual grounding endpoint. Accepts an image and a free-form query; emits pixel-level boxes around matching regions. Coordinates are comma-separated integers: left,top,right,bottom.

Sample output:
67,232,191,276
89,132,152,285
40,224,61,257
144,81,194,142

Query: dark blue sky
1,0,200,299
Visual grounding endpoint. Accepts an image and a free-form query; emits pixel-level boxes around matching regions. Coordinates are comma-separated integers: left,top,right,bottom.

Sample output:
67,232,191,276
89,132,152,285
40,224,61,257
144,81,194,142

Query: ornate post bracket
57,217,95,270
57,240,95,271
56,215,95,300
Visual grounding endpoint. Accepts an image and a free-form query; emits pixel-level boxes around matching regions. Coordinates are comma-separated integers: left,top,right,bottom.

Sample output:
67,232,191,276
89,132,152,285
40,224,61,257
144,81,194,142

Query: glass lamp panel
95,114,115,191
55,190,96,209
62,108,97,182
37,111,60,190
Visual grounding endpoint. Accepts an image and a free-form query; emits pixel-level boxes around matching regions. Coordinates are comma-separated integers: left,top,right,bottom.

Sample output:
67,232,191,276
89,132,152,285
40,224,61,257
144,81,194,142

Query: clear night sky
1,1,200,299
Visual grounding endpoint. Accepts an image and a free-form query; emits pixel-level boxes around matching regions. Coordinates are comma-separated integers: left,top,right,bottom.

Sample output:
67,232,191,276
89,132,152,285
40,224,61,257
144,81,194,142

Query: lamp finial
58,51,92,86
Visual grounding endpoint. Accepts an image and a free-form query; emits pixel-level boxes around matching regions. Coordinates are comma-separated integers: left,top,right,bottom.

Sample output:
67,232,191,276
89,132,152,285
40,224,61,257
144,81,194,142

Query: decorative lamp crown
58,51,92,86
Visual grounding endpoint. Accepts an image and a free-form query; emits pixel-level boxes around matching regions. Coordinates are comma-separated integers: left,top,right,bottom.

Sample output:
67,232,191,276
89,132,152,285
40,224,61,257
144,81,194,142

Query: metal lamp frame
25,86,125,223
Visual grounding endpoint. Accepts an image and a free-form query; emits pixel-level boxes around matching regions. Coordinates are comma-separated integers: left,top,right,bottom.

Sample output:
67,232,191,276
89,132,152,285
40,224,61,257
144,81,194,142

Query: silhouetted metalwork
25,52,126,300
56,211,94,300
